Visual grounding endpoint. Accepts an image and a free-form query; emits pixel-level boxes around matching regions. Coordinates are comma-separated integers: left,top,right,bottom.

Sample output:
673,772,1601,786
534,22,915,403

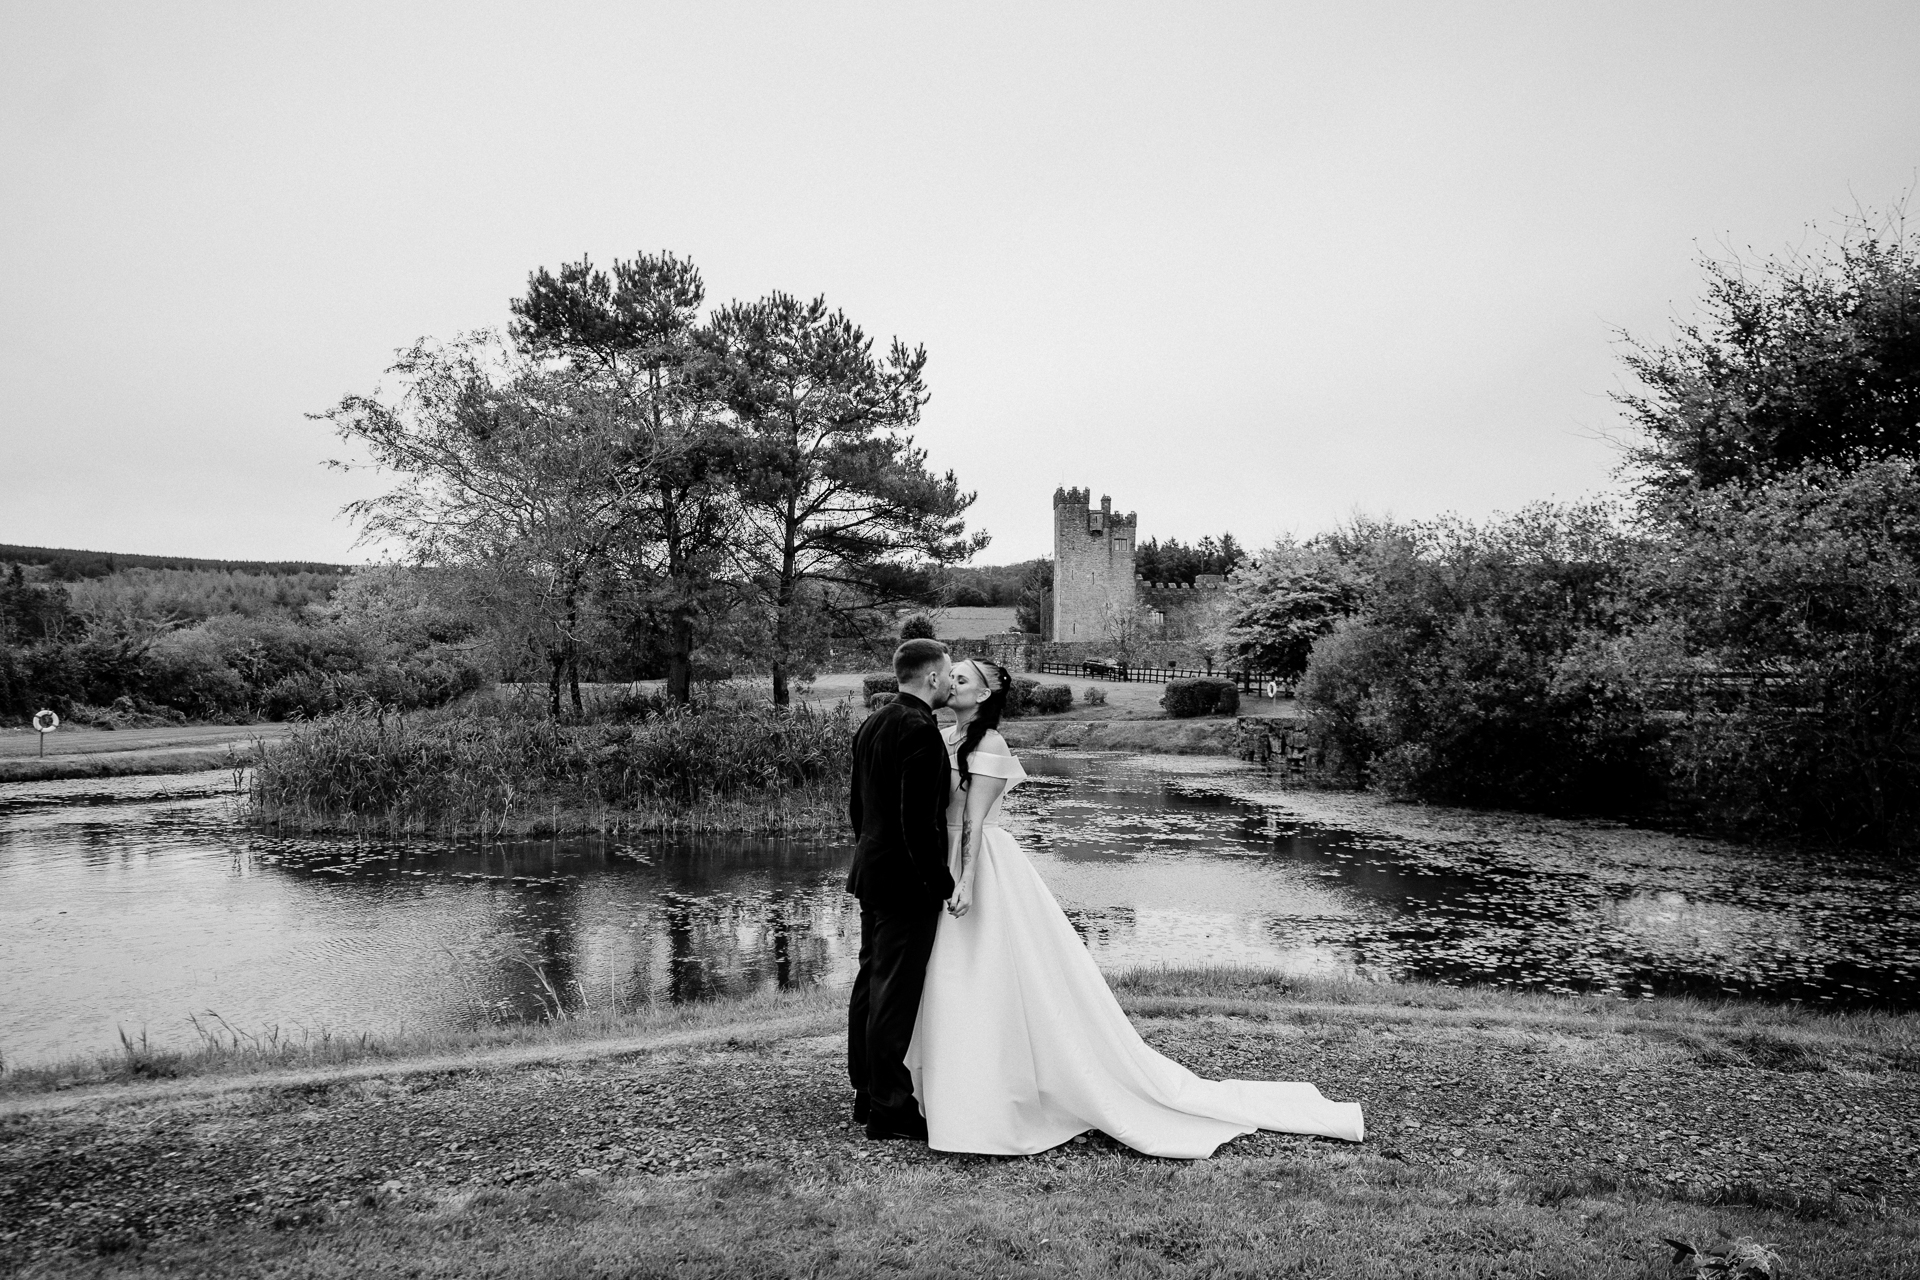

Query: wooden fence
1032,660,1295,698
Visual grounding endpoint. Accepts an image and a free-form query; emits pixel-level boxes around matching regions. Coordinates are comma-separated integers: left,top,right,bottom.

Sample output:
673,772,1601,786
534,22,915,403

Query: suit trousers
847,901,942,1117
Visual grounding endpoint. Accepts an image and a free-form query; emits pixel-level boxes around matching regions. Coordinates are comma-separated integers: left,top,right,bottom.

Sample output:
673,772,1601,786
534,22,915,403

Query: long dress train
905,736,1365,1158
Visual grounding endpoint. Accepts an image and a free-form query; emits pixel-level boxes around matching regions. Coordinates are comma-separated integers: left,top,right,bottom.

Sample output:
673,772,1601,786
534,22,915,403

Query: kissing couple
846,638,1366,1157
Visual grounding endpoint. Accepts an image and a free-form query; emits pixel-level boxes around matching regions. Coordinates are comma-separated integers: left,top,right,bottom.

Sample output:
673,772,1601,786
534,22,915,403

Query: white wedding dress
905,728,1366,1158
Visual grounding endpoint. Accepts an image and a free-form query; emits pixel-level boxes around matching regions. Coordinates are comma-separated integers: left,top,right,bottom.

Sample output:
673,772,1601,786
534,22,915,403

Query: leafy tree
1618,208,1920,494
1654,460,1920,846
1,565,72,644
898,614,937,640
709,292,987,704
1296,504,1663,812
321,336,650,716
510,252,739,703
1223,539,1366,678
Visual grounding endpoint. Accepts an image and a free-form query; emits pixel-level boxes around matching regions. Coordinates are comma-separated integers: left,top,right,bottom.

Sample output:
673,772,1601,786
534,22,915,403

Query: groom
846,637,954,1141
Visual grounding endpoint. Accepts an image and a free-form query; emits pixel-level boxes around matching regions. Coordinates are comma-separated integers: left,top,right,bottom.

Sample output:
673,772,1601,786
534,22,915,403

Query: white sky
3,2,1917,565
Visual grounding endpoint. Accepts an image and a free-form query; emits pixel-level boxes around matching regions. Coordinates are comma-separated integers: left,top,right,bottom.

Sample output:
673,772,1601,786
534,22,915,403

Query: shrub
1082,684,1107,705
867,692,897,709
861,673,898,699
1213,682,1240,716
1005,677,1040,717
898,614,937,641
1162,677,1237,717
1029,683,1073,714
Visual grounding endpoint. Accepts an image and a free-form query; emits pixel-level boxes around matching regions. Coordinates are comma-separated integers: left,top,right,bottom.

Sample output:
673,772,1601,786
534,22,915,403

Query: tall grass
0,986,843,1096
247,692,858,836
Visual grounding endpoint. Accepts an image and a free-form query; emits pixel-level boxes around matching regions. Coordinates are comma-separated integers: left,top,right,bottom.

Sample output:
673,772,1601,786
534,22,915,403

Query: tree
1223,539,1366,678
1134,533,1247,583
510,252,740,703
1295,505,1662,812
1618,207,1920,495
709,292,987,704
322,336,651,716
1654,460,1920,847
0,565,71,645
1102,600,1159,665
1014,557,1052,638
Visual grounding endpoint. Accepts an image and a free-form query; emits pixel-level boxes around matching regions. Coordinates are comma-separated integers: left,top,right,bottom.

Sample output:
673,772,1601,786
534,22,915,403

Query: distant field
934,606,1021,638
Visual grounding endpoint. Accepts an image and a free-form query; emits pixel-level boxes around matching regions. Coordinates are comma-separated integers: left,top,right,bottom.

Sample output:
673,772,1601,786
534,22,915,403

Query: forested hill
0,544,352,581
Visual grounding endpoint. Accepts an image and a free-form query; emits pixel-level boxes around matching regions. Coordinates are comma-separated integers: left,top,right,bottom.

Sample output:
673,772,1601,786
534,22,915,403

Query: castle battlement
1051,487,1224,641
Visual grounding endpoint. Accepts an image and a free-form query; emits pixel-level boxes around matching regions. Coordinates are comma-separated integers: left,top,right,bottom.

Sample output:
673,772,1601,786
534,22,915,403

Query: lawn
4,971,1914,1277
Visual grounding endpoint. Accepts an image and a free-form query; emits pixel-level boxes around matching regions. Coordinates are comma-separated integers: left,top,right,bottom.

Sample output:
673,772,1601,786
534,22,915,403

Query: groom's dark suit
846,691,953,1132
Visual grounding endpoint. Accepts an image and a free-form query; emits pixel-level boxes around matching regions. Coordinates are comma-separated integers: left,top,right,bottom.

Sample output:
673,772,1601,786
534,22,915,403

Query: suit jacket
846,692,954,909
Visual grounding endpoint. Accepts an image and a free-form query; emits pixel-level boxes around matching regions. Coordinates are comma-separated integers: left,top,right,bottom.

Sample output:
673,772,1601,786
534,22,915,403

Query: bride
904,658,1366,1158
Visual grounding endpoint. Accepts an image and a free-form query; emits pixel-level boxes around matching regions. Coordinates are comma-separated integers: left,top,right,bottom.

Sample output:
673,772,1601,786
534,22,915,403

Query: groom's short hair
894,638,949,685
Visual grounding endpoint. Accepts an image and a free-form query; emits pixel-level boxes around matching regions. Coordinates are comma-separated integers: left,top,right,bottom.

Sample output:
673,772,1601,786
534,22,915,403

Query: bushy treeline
1224,210,1920,850
1134,533,1248,585
0,544,348,581
0,564,485,725
249,689,857,835
64,568,346,622
942,558,1045,608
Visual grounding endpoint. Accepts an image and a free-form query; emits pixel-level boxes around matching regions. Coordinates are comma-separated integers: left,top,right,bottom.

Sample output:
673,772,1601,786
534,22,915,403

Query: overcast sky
4,2,1918,566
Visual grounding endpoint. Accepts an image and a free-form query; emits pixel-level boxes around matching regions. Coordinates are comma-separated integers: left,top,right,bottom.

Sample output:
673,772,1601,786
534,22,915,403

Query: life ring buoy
32,709,60,733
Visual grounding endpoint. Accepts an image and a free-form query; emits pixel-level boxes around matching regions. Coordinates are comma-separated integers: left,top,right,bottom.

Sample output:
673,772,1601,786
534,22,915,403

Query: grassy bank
999,717,1241,754
246,694,856,837
4,970,1915,1276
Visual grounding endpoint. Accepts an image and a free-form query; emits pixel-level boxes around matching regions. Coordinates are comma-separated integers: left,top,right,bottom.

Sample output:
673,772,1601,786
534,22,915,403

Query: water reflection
3,754,1917,1068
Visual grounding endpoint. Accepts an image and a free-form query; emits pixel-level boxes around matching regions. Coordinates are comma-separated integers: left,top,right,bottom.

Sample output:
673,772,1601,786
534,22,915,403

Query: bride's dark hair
956,659,1012,783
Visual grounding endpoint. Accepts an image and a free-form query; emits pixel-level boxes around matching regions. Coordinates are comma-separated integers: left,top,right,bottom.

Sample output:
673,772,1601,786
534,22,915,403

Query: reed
246,693,858,837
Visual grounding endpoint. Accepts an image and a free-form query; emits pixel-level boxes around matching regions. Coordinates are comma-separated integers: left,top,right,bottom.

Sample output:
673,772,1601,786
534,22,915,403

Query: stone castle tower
1051,487,1137,640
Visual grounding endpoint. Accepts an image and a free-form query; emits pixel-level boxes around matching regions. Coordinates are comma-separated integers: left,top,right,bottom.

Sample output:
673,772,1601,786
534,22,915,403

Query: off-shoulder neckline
941,724,1011,752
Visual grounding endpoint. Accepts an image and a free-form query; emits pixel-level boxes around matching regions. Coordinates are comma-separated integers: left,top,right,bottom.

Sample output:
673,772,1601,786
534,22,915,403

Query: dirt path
3,994,1911,1267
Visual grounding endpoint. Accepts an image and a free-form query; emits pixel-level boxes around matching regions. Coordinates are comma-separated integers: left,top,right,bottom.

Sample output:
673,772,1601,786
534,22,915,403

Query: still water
3,754,1916,1067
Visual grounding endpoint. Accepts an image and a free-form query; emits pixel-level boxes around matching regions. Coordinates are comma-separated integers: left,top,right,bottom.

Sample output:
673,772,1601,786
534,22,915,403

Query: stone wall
1232,714,1347,785
945,632,1040,671
1137,574,1227,614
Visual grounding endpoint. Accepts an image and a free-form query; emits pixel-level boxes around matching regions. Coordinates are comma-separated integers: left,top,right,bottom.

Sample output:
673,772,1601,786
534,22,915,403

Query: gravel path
2,1001,1911,1267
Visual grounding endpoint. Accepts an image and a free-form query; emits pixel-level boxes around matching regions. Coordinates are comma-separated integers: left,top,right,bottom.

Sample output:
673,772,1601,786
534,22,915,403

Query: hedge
868,692,897,710
861,674,899,699
1006,677,1040,717
1163,677,1239,718
1029,683,1073,714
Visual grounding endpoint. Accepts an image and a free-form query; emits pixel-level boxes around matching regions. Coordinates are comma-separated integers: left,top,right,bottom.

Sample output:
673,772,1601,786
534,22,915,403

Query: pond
2,754,1916,1068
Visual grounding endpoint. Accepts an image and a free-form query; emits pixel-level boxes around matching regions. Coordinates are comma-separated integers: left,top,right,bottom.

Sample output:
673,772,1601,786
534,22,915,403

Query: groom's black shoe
864,1107,928,1142
852,1093,871,1124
